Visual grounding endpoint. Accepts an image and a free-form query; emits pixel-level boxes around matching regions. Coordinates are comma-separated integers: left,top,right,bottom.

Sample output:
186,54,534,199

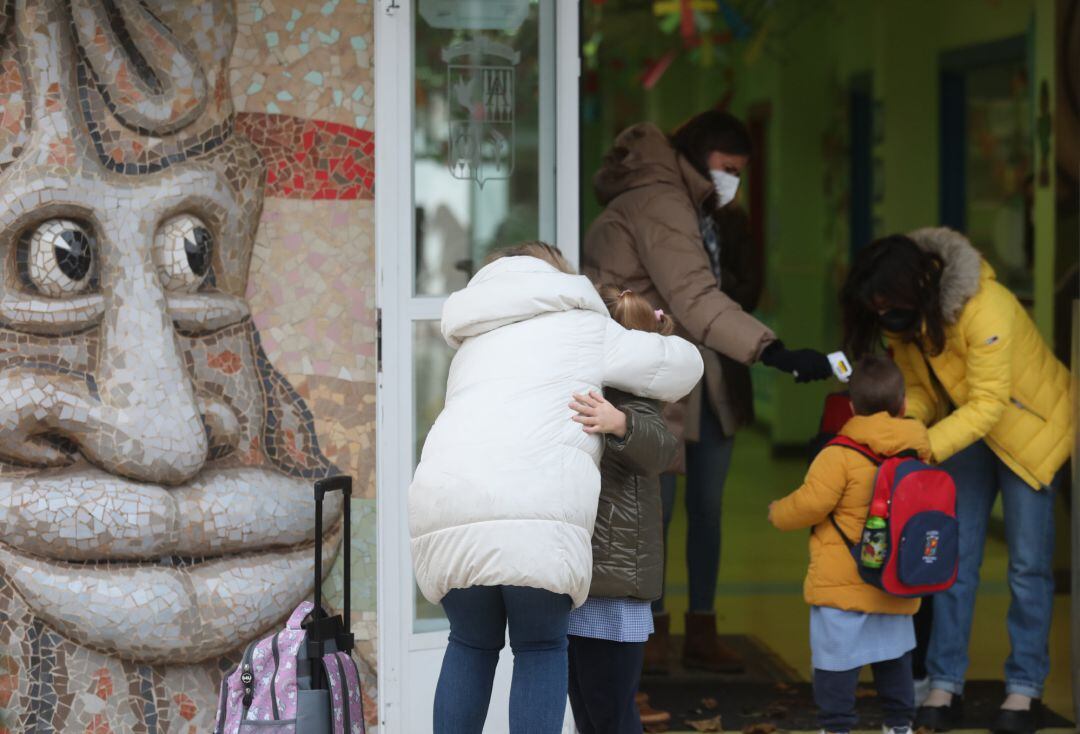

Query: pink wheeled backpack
214,476,366,734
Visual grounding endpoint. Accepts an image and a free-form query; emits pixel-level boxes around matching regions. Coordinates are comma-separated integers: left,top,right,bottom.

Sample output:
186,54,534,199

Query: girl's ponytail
597,284,674,335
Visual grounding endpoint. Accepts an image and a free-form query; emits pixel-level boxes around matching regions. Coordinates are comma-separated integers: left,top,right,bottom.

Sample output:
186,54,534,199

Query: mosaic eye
156,214,214,292
19,219,97,297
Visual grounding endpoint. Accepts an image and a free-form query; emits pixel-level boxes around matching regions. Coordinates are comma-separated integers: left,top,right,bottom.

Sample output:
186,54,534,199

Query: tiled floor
660,427,1074,727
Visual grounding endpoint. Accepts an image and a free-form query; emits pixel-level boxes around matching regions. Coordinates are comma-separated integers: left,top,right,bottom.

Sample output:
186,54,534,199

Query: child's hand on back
570,391,627,438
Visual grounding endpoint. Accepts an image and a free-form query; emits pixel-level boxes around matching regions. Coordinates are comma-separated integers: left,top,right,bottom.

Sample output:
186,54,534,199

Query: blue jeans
927,441,1059,698
435,586,572,734
654,404,736,613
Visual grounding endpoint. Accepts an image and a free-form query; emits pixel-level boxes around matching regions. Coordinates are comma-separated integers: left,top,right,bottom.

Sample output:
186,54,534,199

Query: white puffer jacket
409,256,704,606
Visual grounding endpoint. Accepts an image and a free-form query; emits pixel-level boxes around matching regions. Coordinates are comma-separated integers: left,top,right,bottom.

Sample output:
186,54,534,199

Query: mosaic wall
0,0,377,731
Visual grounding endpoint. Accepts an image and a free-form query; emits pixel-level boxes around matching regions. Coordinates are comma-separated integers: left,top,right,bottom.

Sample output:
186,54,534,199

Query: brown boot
636,691,672,730
682,611,745,673
642,612,670,675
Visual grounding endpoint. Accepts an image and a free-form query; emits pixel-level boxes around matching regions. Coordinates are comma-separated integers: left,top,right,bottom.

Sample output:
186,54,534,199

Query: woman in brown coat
584,110,833,673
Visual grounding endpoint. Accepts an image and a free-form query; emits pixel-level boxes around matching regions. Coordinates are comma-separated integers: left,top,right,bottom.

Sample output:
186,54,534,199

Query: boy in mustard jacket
769,355,932,734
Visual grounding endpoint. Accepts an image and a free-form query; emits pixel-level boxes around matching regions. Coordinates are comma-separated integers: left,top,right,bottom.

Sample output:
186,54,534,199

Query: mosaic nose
85,216,213,484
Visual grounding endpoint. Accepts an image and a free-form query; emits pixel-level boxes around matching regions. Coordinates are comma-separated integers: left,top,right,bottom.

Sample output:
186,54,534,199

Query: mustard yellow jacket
770,413,930,615
889,228,1073,489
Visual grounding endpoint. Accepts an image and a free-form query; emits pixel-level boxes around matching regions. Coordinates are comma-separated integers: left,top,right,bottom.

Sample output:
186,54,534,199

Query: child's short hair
850,354,906,417
596,284,674,335
484,241,575,274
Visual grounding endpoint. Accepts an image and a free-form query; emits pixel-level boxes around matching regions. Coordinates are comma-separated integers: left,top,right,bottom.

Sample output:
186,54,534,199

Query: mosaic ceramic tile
0,0,378,730
246,198,377,384
231,0,374,130
236,113,375,200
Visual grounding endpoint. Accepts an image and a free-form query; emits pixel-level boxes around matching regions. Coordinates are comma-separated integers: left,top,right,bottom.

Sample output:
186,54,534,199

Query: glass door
376,1,579,730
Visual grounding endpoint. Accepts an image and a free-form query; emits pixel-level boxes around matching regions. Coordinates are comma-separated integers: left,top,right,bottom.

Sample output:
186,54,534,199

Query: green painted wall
581,0,1053,445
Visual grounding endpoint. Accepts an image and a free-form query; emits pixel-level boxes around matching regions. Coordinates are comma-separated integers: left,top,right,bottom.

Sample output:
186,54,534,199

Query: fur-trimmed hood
907,227,986,324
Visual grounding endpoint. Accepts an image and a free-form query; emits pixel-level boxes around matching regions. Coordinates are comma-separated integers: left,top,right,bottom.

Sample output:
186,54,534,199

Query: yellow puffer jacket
769,413,930,615
889,228,1074,489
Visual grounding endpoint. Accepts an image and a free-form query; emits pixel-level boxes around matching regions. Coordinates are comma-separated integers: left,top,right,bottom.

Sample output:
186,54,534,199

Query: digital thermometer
828,351,853,383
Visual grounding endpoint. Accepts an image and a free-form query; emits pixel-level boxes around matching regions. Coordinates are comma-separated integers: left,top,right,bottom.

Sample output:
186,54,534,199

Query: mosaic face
0,0,340,677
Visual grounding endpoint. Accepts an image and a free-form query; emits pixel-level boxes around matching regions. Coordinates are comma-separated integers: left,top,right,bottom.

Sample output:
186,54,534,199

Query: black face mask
878,308,919,333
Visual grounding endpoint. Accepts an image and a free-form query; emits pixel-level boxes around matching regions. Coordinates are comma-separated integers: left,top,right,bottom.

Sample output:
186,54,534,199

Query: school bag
826,436,959,597
807,391,854,462
214,475,366,734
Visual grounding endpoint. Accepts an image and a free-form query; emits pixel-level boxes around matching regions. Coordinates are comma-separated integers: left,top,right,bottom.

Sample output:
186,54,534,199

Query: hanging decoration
583,0,834,97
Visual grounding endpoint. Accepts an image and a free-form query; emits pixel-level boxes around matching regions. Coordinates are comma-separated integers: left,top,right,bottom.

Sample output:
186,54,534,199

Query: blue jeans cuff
1005,681,1043,698
928,678,964,696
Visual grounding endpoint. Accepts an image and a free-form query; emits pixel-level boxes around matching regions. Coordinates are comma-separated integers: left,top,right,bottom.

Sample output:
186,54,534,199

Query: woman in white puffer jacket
409,243,703,734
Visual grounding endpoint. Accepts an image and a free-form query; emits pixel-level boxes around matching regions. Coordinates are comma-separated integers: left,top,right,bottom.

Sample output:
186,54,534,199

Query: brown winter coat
589,390,678,601
583,123,774,446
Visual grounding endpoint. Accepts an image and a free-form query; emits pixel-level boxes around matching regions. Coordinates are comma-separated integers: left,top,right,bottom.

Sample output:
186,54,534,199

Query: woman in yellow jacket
842,228,1073,734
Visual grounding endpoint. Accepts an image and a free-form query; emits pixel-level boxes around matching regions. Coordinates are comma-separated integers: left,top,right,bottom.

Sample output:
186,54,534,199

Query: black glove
760,341,832,383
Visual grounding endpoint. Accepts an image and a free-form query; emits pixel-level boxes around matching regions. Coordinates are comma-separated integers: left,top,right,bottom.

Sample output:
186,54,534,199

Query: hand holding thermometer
828,351,853,383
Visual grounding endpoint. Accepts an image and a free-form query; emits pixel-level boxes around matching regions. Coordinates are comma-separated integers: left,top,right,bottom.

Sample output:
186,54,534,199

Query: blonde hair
484,241,575,275
596,284,674,336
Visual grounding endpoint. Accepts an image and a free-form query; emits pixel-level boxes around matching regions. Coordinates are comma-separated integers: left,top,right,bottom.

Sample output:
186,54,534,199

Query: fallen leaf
687,715,723,732
742,724,777,734
855,687,878,699
763,703,788,718
702,697,720,710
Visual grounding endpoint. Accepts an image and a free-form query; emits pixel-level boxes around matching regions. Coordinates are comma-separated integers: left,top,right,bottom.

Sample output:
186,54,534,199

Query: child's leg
567,636,596,734
566,635,645,734
871,651,916,728
813,666,861,733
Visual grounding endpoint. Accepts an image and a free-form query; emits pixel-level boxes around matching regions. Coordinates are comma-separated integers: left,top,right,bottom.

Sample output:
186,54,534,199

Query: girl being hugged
565,286,681,733
409,243,703,734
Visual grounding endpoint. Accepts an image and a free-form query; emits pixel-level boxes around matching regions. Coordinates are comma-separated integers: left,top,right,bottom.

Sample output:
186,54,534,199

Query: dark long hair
669,109,752,179
841,234,947,358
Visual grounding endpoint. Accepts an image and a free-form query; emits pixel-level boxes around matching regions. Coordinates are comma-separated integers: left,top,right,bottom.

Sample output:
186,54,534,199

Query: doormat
640,637,1074,732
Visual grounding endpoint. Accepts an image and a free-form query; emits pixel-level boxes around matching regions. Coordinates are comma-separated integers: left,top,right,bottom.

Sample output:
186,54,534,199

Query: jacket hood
441,256,608,348
907,227,988,324
841,413,932,461
593,123,714,208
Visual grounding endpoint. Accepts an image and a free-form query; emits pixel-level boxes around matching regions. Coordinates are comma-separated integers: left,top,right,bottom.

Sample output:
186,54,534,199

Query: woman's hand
570,391,627,438
760,340,832,383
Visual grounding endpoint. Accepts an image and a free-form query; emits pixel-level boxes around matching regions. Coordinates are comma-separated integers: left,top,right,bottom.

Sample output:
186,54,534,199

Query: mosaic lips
0,464,342,663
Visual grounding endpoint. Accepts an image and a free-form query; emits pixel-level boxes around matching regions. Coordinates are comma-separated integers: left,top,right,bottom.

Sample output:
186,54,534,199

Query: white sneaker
882,725,913,734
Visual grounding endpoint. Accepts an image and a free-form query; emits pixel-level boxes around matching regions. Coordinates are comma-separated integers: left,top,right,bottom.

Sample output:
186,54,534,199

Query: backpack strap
823,436,881,549
825,435,882,465
829,514,857,549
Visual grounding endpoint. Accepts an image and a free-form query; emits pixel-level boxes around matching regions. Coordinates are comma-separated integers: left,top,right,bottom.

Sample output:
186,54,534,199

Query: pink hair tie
654,308,664,322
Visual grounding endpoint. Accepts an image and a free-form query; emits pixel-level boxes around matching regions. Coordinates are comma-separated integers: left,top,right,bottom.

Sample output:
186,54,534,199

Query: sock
1001,693,1032,711
923,689,953,707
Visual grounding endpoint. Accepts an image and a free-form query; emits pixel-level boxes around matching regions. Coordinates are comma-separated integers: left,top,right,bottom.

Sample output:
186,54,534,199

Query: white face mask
710,169,740,208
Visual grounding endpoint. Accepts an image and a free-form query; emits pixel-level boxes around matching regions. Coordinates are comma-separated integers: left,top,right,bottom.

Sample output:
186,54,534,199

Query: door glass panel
413,0,555,296
412,320,454,632
963,59,1032,300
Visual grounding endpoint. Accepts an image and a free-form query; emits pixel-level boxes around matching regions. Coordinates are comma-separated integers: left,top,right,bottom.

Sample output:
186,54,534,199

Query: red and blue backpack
826,436,959,597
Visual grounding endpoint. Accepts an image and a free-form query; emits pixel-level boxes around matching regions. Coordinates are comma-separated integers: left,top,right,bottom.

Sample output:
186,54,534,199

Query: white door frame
375,1,580,730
